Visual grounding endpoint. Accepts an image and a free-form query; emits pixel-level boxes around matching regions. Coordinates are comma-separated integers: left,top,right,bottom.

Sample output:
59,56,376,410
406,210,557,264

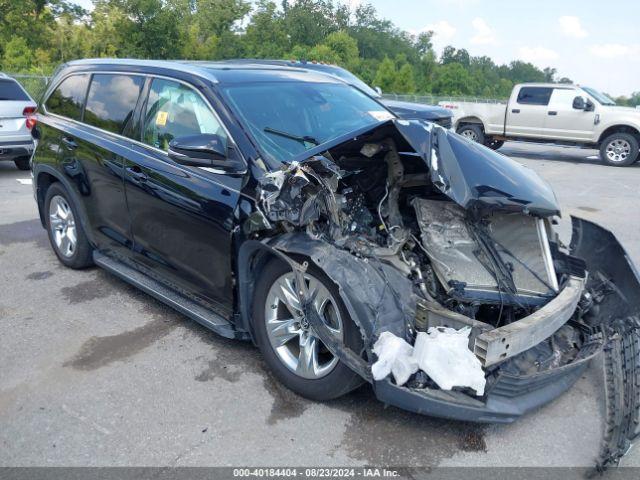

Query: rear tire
44,182,93,269
252,258,364,401
599,133,639,167
457,124,485,144
14,156,31,170
485,139,504,150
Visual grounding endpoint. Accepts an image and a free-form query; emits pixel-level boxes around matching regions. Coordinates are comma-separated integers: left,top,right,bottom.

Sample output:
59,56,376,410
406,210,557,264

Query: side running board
93,251,236,339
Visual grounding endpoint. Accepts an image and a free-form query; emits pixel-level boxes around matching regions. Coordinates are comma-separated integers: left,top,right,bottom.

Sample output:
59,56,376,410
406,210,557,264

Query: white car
0,73,37,170
441,83,640,166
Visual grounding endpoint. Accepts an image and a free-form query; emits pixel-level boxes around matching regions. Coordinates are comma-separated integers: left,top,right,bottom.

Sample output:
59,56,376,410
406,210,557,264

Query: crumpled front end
242,119,640,469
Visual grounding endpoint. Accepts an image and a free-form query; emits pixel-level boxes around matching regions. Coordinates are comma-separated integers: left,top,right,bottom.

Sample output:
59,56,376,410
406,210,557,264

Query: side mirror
572,96,586,110
168,134,243,172
374,86,382,96
585,99,595,112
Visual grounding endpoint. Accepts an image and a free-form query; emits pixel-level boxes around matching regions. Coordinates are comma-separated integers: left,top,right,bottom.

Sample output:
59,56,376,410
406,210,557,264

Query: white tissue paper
371,331,419,386
412,327,486,396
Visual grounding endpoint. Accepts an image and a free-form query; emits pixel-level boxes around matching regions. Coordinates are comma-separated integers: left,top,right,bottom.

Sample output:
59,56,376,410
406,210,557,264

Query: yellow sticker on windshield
155,111,168,126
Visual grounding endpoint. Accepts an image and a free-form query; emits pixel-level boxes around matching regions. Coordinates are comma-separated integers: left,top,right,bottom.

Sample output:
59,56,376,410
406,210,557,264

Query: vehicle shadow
499,144,640,168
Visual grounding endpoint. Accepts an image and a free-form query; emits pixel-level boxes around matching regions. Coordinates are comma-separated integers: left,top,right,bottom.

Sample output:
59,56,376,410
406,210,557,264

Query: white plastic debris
412,327,486,396
371,331,419,386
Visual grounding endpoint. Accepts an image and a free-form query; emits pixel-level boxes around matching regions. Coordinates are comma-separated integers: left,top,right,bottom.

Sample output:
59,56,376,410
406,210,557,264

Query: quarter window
142,78,226,151
516,87,553,106
45,74,90,120
84,74,144,135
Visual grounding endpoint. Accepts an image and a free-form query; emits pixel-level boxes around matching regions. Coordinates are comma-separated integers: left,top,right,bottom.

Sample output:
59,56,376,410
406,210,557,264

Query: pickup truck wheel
14,156,31,170
485,139,504,150
600,133,639,167
252,259,364,401
457,124,485,144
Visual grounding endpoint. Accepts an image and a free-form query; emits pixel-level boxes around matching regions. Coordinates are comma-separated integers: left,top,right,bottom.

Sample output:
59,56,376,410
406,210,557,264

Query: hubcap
49,195,77,258
264,272,343,379
461,129,478,142
605,139,631,163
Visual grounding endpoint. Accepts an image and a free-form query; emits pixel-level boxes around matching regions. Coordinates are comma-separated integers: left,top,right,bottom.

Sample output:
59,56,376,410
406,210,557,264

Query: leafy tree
2,37,35,72
373,57,396,92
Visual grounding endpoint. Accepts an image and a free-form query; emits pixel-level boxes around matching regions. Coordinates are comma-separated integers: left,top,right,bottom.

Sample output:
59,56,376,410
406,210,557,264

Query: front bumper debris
475,276,585,366
374,338,601,423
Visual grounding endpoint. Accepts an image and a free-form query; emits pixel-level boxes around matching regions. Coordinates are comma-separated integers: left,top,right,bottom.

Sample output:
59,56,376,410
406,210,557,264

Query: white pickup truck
440,83,640,166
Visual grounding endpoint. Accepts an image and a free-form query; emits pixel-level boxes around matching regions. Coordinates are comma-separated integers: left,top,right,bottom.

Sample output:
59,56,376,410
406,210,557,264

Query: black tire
14,156,31,170
457,124,485,144
485,139,504,150
252,258,364,401
44,182,94,269
599,133,639,167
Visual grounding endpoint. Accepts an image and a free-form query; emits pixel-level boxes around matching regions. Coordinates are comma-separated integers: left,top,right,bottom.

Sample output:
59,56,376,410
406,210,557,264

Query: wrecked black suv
32,59,640,468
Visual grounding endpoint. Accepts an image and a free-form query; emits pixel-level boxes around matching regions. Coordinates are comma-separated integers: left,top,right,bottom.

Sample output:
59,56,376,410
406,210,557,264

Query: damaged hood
284,119,560,216
393,120,561,216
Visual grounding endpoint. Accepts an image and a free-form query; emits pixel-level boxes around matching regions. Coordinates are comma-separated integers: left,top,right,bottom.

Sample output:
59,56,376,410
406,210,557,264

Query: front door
542,88,596,142
123,77,243,315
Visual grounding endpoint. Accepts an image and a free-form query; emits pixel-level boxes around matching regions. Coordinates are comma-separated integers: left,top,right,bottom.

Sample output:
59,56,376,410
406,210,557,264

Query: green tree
2,37,35,72
373,57,397,92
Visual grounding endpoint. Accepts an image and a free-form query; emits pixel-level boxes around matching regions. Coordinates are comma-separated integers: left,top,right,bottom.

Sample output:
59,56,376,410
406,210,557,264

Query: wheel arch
34,164,97,246
597,124,640,146
455,116,486,132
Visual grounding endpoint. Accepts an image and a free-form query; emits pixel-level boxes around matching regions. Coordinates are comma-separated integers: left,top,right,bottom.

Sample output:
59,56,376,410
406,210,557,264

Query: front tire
252,259,364,401
457,124,485,144
14,156,31,170
44,183,93,269
600,133,639,167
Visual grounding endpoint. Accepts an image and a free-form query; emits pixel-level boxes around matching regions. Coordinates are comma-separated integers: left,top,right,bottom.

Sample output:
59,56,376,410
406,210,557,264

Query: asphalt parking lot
1,143,639,468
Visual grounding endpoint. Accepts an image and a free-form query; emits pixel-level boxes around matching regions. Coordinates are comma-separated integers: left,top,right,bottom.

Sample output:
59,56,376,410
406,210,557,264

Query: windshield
222,82,394,163
581,86,616,106
322,68,381,98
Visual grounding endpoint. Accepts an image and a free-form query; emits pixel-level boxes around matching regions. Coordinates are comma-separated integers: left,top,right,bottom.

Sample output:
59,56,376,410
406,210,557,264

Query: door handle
61,136,78,150
511,109,520,114
548,111,558,116
126,166,148,182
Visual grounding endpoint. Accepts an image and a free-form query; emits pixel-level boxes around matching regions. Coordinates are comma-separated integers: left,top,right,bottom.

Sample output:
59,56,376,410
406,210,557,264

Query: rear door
123,77,243,316
505,86,552,138
542,88,596,141
44,72,143,257
0,78,35,141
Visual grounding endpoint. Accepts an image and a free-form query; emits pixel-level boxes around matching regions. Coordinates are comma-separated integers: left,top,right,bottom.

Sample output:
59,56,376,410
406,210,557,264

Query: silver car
0,73,37,170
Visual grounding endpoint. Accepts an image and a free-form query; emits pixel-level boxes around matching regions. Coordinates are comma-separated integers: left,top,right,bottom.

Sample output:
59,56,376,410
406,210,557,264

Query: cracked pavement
1,144,640,467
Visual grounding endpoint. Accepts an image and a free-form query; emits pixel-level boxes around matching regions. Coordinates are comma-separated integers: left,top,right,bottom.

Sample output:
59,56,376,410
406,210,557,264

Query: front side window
84,74,144,135
45,74,90,120
142,78,226,151
517,87,553,106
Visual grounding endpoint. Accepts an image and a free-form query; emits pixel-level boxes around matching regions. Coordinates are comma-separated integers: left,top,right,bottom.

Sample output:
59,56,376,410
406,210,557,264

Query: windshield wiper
263,126,319,146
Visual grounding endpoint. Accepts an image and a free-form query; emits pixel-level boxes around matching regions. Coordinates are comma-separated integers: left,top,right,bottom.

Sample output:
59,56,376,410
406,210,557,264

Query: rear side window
45,74,90,120
84,74,144,135
517,87,553,106
0,79,30,101
142,78,226,151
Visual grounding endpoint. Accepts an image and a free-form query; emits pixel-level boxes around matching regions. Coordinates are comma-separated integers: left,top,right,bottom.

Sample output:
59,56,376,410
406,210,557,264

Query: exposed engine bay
243,120,640,471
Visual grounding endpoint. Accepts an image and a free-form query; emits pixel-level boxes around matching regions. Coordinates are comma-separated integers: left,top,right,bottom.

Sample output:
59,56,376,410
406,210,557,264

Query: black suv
32,59,640,433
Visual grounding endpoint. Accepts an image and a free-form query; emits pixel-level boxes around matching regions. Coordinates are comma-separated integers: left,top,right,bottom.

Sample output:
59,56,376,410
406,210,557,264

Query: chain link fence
381,93,506,105
6,73,51,102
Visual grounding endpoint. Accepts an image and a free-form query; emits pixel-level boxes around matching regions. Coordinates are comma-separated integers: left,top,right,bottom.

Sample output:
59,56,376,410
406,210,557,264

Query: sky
72,0,640,96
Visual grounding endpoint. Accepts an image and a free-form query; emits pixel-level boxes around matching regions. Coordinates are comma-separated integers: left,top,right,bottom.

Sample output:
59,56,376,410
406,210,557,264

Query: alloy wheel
461,129,479,142
49,195,77,258
605,139,631,163
264,272,343,379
